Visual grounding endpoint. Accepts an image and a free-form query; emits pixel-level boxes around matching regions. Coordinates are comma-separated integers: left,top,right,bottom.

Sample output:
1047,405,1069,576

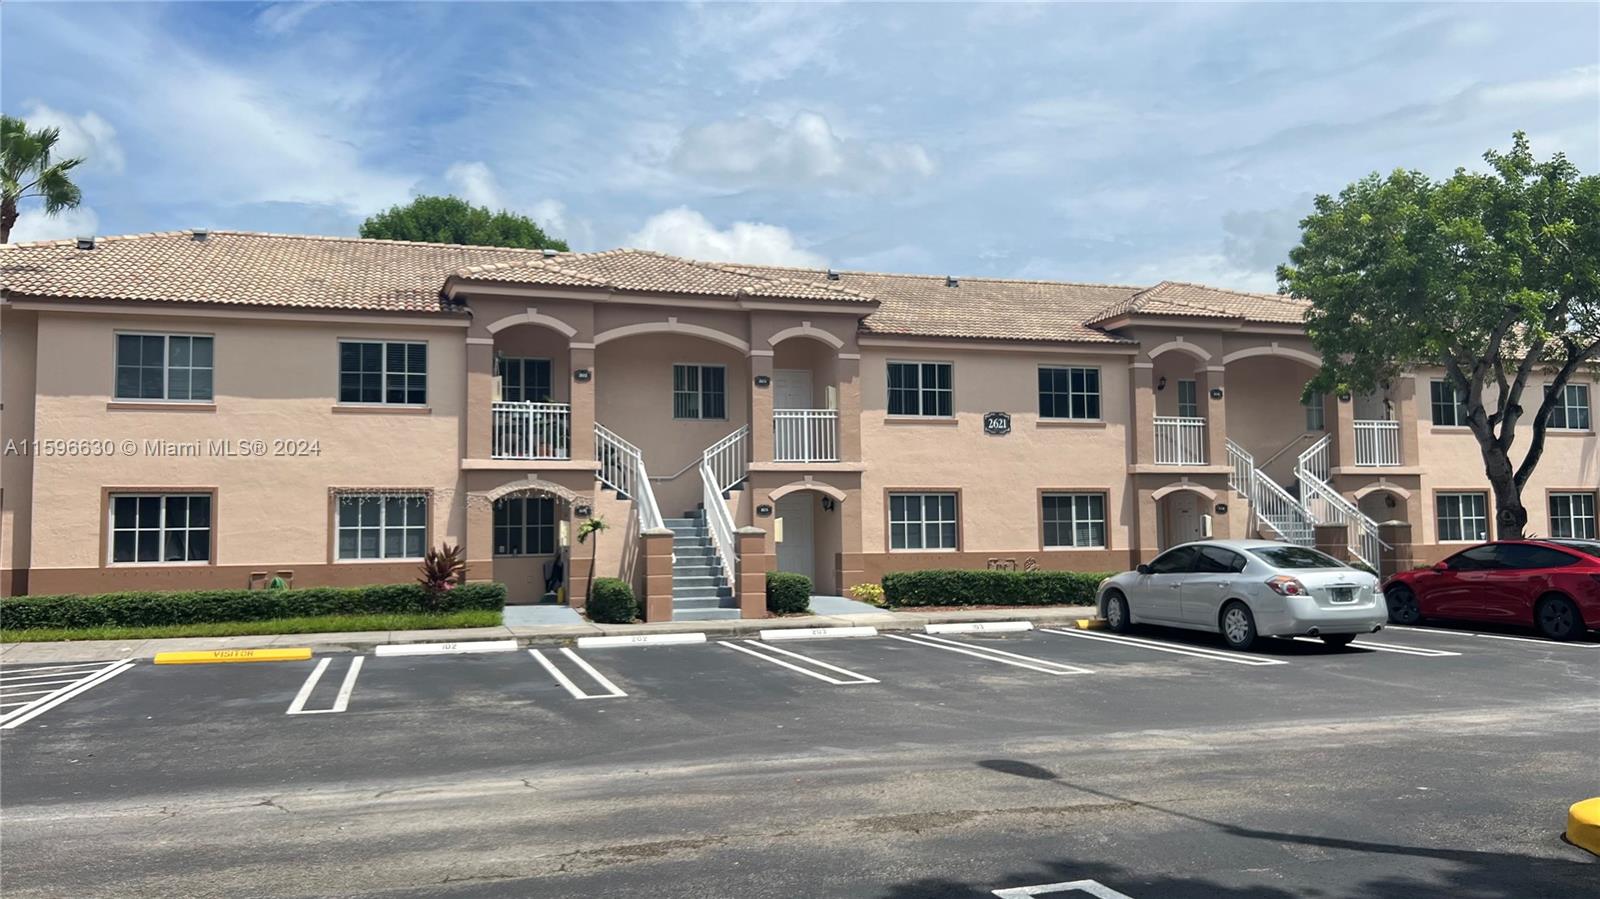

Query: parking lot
2,622,1596,897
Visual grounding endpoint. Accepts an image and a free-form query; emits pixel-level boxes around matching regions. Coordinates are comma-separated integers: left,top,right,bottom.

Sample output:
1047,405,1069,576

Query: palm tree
576,517,609,607
2,115,86,243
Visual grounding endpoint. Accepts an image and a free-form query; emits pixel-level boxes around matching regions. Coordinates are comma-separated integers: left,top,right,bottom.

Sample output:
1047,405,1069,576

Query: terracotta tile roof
1088,280,1308,325
455,249,873,302
1,230,545,313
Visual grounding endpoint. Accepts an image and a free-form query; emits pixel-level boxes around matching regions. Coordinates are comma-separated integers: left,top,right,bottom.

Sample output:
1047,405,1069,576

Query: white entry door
775,493,815,583
1161,492,1206,549
773,369,813,409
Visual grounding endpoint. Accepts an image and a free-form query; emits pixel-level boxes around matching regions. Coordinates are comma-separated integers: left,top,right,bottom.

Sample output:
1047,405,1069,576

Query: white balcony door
774,369,813,408
775,493,816,583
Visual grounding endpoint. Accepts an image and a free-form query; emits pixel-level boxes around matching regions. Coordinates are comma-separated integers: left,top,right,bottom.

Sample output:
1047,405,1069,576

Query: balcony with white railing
1353,419,1402,466
773,409,840,463
1154,416,1208,465
491,402,572,460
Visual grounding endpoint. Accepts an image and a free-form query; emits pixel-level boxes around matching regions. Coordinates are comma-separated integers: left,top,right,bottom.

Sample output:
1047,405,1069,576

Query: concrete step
671,596,735,610
672,584,733,599
672,575,724,588
673,565,722,578
672,607,742,621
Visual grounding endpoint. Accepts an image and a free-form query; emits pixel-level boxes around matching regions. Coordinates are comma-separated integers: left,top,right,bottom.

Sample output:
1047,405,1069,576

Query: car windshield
1248,545,1347,569
1548,539,1600,558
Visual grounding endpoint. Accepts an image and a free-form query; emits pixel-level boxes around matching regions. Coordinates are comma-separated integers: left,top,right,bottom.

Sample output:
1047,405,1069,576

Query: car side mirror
1136,564,1152,575
1432,561,1449,572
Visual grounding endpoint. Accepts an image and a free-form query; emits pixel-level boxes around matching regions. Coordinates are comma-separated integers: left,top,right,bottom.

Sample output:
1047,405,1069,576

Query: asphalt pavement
1,622,1595,897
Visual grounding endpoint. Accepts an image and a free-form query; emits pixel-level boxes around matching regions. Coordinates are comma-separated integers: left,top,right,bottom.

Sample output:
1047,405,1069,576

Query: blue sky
4,2,1597,291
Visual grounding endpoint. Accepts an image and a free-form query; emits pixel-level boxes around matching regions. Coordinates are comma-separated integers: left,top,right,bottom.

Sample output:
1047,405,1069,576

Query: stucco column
1332,393,1356,469
1135,483,1160,561
464,493,496,586
1314,523,1350,562
736,526,771,618
836,355,862,463
466,342,496,460
1378,520,1415,578
639,528,675,621
1132,364,1155,465
837,488,864,591
570,345,596,461
750,353,775,463
1201,366,1226,466
1393,376,1419,466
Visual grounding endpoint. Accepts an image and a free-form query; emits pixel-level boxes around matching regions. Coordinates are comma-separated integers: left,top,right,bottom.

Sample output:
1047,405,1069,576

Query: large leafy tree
1,114,86,243
1281,133,1599,539
359,195,568,251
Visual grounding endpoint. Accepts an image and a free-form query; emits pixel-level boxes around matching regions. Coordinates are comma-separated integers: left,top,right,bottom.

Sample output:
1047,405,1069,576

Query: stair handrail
1258,431,1318,471
594,423,664,531
1229,439,1316,545
699,456,739,596
1294,435,1388,568
703,425,750,494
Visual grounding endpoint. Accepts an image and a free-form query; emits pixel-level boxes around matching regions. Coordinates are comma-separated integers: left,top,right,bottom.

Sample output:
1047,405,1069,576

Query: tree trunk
584,534,598,608
1,197,17,243
1483,444,1528,539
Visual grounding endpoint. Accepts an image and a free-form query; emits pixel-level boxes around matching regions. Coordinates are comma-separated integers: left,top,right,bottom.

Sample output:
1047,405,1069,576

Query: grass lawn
1,609,503,643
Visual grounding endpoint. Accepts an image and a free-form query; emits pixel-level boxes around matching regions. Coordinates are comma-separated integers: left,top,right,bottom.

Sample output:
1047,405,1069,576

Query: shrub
417,542,467,602
848,582,886,607
766,571,812,615
585,577,637,624
0,582,506,631
880,569,1111,608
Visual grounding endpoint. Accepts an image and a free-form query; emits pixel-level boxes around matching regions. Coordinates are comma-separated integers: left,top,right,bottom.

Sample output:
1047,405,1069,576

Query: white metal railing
1354,420,1401,466
703,425,750,494
595,423,663,530
774,409,839,463
1298,433,1331,482
1296,435,1387,568
1227,439,1315,546
700,457,739,595
1154,416,1208,465
491,402,571,460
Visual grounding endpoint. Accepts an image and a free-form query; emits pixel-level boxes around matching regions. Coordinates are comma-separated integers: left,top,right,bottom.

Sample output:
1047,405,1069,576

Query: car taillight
1266,575,1310,596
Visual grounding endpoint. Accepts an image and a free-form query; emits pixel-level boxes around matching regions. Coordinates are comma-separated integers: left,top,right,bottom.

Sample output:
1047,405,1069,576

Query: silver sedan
1096,540,1387,651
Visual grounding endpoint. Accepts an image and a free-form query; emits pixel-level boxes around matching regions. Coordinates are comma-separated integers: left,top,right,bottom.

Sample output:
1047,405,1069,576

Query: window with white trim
1038,366,1100,420
1435,492,1488,542
1549,492,1597,540
888,362,954,417
673,364,726,419
1041,492,1106,549
494,495,557,555
336,493,427,560
1176,379,1198,418
889,492,958,550
115,333,214,401
1429,379,1465,426
1546,383,1591,431
1303,392,1325,431
339,341,427,405
109,493,211,563
497,357,554,403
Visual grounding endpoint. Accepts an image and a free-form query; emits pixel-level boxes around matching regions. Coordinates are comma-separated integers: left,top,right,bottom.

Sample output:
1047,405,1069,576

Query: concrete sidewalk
0,605,1102,663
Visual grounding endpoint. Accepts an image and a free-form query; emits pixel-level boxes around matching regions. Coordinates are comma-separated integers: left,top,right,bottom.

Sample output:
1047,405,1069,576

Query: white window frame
1176,379,1199,419
1041,492,1107,549
1435,491,1488,543
497,356,555,404
107,492,213,565
888,361,955,417
672,363,727,420
1037,365,1102,421
493,495,558,556
888,492,959,551
114,331,215,402
338,340,428,406
335,492,429,561
1547,383,1592,431
1429,379,1465,427
1549,492,1597,540
1303,392,1325,431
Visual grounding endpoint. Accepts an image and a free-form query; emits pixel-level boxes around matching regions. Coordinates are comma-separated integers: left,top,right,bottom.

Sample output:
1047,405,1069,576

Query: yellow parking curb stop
1072,618,1107,630
1568,797,1600,856
154,647,313,665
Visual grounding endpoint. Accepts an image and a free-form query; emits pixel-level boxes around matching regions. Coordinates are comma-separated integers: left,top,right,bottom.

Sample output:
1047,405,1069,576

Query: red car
1382,539,1600,640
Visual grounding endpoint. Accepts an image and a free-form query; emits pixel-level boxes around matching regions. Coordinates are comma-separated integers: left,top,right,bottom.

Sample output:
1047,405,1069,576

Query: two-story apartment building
2,231,1595,619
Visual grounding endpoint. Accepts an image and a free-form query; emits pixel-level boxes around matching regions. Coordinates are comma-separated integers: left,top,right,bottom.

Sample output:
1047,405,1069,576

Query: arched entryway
1152,483,1218,550
770,483,848,594
481,480,579,604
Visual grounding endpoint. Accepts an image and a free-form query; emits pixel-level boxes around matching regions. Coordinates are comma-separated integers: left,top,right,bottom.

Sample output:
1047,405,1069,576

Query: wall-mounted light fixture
1209,387,1224,400
574,369,592,382
754,374,772,388
1157,376,1167,391
1385,494,1397,509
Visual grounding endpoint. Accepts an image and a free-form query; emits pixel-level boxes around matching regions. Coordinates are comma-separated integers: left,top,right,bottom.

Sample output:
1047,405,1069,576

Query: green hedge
881,570,1111,608
585,577,638,624
0,582,506,631
766,571,812,615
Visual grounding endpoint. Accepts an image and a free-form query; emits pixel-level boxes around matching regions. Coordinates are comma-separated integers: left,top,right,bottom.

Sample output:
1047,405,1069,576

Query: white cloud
626,207,826,267
20,103,124,173
528,198,566,234
1480,64,1599,106
682,4,841,84
444,161,502,209
8,205,99,243
668,112,934,190
1114,251,1280,294
256,2,327,36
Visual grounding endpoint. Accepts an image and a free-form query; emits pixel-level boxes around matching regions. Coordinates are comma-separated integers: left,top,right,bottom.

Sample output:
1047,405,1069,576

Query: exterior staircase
664,509,740,620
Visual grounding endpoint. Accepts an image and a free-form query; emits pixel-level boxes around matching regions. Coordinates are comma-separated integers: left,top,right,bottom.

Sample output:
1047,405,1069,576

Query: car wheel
1104,591,1132,633
1219,601,1257,651
1321,634,1357,648
1385,584,1422,625
1534,595,1582,642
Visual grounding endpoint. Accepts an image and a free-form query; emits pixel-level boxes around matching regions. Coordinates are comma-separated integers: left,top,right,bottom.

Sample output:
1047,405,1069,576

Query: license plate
1330,587,1357,603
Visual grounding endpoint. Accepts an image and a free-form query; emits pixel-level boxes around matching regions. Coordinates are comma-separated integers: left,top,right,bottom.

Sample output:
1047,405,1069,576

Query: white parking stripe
1388,625,1600,648
527,649,626,699
0,662,121,676
286,657,365,715
1039,628,1287,666
0,661,135,729
1291,637,1461,657
884,633,1092,676
722,640,879,685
